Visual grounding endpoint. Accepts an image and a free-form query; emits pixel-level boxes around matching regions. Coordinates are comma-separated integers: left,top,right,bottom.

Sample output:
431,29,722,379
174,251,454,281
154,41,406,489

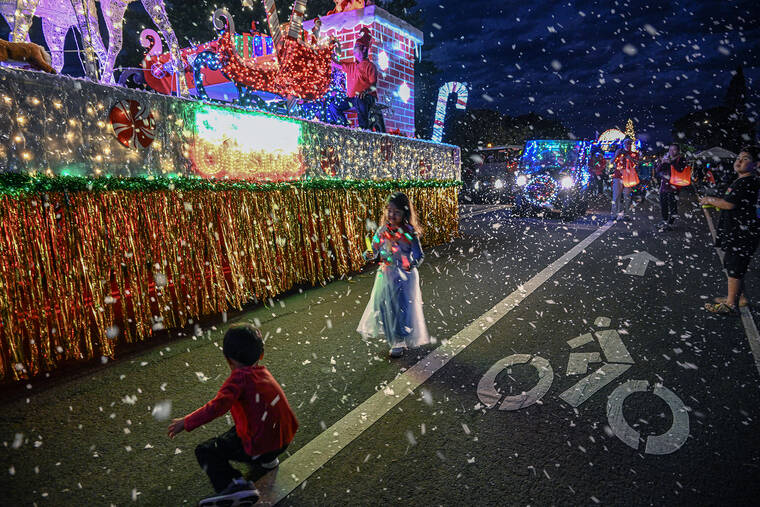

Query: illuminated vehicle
462,145,522,204
512,139,593,218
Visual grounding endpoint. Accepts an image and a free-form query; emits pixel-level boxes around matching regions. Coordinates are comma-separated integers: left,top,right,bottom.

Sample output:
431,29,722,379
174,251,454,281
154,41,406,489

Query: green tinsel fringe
0,173,462,197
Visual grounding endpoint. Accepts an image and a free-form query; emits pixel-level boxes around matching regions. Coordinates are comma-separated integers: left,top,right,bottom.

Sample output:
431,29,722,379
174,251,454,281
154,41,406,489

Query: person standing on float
328,27,378,130
610,138,639,219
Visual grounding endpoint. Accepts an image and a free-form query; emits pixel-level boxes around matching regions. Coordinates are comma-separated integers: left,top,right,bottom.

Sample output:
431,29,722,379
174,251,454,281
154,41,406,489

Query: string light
208,9,336,100
0,67,461,184
397,82,410,103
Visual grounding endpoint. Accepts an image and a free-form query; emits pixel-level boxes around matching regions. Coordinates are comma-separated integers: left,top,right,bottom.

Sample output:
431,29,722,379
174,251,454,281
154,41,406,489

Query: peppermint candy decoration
109,100,156,149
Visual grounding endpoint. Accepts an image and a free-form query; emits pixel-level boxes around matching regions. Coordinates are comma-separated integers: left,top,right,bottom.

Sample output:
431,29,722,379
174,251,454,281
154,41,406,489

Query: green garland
0,173,462,197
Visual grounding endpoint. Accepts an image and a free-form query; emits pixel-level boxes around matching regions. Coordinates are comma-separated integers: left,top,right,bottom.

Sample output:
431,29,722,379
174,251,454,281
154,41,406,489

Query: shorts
723,250,755,278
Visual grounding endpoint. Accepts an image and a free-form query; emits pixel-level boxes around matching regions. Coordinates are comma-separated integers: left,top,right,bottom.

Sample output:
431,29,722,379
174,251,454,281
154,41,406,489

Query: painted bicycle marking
476,317,689,455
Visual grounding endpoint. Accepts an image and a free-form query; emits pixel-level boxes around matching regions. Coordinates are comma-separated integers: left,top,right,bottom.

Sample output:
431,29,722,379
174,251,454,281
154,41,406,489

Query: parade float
512,139,592,217
0,1,461,382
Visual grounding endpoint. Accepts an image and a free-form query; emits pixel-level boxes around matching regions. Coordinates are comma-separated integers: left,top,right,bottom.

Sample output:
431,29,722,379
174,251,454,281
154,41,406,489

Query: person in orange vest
655,143,688,231
610,138,640,219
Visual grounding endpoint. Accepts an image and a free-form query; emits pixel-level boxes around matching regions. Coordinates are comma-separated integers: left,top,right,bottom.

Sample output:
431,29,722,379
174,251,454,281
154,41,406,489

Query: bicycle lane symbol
476,317,690,455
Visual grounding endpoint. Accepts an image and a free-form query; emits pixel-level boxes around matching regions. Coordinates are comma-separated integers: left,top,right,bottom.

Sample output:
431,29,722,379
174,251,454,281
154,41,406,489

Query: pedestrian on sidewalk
655,143,687,231
167,324,299,506
700,146,760,314
610,138,640,220
358,192,430,357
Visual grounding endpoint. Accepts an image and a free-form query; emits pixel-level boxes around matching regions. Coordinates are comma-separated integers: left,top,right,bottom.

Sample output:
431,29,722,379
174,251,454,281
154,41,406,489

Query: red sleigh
138,2,337,101
211,7,336,100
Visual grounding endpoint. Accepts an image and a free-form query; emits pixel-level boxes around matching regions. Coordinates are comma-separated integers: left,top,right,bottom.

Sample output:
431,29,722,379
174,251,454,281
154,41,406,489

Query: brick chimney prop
303,5,423,137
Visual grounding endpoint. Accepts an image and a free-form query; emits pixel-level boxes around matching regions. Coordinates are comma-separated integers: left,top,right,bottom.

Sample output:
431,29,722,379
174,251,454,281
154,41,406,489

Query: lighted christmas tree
625,118,636,140
625,118,636,151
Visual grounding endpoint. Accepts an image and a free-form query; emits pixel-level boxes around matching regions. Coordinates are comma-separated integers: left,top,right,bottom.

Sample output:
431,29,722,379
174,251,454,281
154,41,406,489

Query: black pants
592,174,604,194
660,191,678,222
195,426,287,492
328,94,375,129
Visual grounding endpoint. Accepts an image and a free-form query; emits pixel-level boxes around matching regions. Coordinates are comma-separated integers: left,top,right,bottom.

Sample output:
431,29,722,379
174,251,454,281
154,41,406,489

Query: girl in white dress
357,192,430,357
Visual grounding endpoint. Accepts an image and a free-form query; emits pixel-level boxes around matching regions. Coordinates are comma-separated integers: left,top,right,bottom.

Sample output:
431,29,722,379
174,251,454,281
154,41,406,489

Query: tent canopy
696,147,737,160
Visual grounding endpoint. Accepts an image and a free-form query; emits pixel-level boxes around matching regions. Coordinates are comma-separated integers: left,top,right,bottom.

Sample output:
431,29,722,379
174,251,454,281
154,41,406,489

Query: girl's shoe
704,302,737,314
389,347,404,358
260,458,280,469
713,296,749,307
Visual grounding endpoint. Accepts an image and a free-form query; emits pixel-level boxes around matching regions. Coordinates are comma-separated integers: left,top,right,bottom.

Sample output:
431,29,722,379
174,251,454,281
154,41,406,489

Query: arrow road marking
621,251,661,276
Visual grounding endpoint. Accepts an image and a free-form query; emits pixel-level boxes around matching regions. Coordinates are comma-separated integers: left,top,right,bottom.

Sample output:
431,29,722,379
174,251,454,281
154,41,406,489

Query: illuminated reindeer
0,0,185,93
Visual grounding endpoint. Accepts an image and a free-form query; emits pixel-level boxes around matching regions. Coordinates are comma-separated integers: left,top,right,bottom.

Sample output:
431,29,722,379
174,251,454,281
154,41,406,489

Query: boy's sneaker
198,478,259,507
389,347,404,358
259,457,280,470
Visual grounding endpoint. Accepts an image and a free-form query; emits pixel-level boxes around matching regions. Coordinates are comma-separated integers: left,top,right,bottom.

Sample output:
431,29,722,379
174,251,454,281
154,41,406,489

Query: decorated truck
512,139,593,219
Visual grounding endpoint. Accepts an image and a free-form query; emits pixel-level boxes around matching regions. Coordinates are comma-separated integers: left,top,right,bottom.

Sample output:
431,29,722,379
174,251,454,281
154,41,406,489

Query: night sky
416,0,759,146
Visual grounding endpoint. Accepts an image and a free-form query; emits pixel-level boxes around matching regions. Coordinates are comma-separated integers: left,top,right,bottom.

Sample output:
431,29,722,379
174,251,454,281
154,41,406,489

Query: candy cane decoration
262,0,285,55
432,81,468,143
140,28,165,78
287,0,309,40
212,9,236,37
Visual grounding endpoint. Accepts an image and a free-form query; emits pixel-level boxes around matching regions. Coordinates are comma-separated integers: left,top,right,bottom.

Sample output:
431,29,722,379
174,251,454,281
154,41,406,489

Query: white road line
256,220,615,505
460,204,512,219
702,208,760,376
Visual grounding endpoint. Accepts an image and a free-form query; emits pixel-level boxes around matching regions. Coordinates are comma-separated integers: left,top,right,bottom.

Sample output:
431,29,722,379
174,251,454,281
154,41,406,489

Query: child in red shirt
168,324,298,506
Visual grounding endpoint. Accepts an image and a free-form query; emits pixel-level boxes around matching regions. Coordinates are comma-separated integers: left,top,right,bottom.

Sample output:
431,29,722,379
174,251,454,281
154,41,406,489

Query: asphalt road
2,193,759,506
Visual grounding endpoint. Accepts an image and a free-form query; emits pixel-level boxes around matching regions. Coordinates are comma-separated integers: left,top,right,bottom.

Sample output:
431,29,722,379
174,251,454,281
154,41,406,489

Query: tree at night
671,67,756,153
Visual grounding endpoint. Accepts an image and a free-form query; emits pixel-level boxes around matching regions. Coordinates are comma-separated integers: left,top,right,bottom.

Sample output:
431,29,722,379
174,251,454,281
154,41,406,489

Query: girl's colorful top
370,223,424,271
